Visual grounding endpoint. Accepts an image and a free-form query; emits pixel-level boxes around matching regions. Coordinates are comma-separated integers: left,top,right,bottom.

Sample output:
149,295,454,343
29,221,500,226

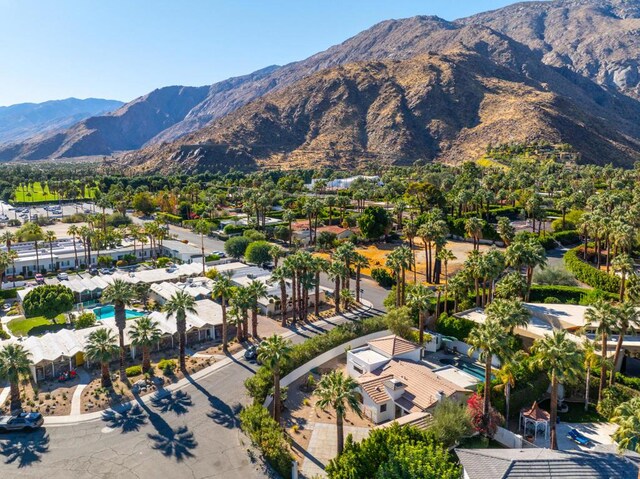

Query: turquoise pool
440,357,494,381
92,305,146,321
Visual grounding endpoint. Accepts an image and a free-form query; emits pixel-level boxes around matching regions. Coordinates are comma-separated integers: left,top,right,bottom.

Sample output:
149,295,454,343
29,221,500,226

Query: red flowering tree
467,393,503,437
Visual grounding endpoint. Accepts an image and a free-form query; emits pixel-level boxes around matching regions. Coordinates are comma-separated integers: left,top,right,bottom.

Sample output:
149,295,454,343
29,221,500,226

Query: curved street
0,304,385,479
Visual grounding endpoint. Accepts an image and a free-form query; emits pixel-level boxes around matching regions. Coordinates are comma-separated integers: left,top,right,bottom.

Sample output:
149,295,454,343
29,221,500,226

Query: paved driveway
301,423,369,478
534,422,618,451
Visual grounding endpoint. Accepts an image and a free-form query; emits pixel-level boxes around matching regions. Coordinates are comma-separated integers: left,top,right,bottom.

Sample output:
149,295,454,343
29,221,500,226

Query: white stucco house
347,335,471,424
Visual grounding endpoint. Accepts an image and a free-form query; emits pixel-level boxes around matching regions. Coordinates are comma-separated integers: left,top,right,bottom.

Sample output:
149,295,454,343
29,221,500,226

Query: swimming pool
92,305,146,321
440,357,493,381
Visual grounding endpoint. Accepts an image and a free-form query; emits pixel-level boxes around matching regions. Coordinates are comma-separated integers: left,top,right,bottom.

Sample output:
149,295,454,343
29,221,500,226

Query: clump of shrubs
157,359,176,375
125,365,142,377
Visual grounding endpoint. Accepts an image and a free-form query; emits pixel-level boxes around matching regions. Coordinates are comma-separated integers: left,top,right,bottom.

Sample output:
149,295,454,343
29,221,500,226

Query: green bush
245,316,387,404
551,218,576,232
156,212,182,224
223,224,248,235
435,314,476,341
156,257,172,268
371,268,395,287
75,312,97,329
224,236,251,259
23,284,74,318
528,285,617,304
125,365,142,377
616,373,640,392
245,240,272,267
533,266,578,286
0,288,18,300
243,229,266,242
157,359,176,375
564,247,620,293
552,230,580,245
240,405,292,478
597,384,635,419
543,296,561,304
0,327,9,340
448,217,500,242
205,254,220,262
61,213,88,224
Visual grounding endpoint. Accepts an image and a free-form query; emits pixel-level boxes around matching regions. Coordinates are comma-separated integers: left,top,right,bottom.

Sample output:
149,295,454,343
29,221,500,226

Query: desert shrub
156,257,172,268
533,266,578,286
205,254,220,262
371,268,395,287
125,365,142,377
157,359,176,375
61,213,88,224
543,296,561,304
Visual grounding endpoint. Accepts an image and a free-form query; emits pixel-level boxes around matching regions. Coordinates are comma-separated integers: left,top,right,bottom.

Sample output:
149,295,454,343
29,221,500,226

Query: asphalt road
0,307,382,478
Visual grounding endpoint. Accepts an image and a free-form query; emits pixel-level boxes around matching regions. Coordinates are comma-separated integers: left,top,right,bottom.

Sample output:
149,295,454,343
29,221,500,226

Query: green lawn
13,182,99,203
7,314,67,337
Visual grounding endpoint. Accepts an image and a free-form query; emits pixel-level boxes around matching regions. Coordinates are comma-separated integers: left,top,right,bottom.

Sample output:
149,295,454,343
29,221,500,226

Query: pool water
440,357,493,381
92,305,146,321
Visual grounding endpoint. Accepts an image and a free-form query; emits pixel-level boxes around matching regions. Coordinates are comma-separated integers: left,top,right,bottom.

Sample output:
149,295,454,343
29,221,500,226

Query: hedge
564,247,620,293
245,316,387,404
125,365,142,377
435,314,476,341
551,230,580,246
0,288,18,300
528,285,616,304
156,212,182,225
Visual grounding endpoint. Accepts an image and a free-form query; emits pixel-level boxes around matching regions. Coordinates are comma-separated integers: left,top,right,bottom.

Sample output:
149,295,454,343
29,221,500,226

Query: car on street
0,412,44,432
35,273,45,284
56,272,69,281
244,344,261,363
212,251,226,258
88,267,99,275
99,268,112,275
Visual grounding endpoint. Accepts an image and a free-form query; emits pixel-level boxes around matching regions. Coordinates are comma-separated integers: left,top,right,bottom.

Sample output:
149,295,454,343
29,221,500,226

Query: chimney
435,390,446,403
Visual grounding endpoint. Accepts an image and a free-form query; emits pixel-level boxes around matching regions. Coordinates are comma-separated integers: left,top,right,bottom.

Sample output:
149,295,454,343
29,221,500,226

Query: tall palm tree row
585,299,618,402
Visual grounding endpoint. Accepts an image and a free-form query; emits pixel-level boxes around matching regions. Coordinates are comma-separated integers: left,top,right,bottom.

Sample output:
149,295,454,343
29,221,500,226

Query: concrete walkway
302,422,370,478
69,368,92,416
44,300,374,426
0,383,9,407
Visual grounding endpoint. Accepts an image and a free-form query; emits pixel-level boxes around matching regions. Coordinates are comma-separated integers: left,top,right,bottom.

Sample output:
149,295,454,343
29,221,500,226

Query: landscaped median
563,246,620,293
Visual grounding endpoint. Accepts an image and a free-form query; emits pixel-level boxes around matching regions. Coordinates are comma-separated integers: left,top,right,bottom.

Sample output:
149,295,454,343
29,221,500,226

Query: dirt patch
1,378,77,416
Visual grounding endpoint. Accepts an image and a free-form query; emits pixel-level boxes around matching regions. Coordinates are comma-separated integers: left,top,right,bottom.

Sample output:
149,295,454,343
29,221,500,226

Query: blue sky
0,0,521,106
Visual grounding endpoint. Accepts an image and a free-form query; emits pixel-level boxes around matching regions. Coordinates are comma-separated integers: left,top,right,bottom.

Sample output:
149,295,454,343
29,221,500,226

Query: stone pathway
301,422,370,478
70,368,92,415
0,383,9,407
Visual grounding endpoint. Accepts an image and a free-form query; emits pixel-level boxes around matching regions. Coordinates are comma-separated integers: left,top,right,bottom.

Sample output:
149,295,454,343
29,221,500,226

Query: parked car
34,273,45,284
57,272,69,281
0,412,44,432
88,267,99,276
244,344,261,364
99,268,112,275
212,251,226,258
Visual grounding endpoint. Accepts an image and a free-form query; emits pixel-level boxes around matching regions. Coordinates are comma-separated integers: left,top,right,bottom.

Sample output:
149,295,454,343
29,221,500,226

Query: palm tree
340,288,355,311
135,282,151,310
328,262,346,314
85,328,119,388
257,334,292,424
231,286,253,342
212,273,234,352
467,319,510,420
485,298,530,334
164,291,197,372
505,237,547,301
194,219,210,275
612,254,635,301
312,257,329,316
494,351,525,429
352,253,369,304
44,230,57,272
270,266,289,327
129,316,162,374
531,330,582,450
0,344,32,412
585,299,618,402
583,340,600,412
248,280,268,339
67,225,80,268
407,283,434,344
611,397,640,453
437,248,456,306
315,370,362,455
102,279,135,381
610,301,640,386
465,217,484,251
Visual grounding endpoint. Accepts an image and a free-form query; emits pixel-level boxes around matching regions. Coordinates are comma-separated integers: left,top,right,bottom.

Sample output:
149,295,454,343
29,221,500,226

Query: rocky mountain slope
460,0,640,100
0,98,122,144
122,27,640,173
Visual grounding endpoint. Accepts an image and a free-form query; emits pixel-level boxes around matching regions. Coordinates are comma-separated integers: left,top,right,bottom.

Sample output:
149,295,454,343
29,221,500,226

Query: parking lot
3,202,100,223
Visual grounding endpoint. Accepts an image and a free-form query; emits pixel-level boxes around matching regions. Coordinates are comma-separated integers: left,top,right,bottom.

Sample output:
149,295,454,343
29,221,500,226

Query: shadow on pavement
102,404,148,433
133,393,198,461
0,428,50,468
151,390,193,416
185,374,243,429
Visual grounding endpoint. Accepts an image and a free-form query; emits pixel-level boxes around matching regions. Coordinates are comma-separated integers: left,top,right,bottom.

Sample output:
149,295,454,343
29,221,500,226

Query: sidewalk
44,299,374,426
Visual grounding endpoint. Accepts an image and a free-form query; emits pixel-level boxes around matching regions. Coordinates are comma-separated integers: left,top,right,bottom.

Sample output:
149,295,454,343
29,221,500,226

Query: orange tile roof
316,225,351,235
358,359,468,411
368,335,419,357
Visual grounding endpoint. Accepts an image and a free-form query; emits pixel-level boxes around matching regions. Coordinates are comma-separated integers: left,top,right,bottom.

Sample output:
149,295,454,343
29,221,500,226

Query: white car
57,272,69,281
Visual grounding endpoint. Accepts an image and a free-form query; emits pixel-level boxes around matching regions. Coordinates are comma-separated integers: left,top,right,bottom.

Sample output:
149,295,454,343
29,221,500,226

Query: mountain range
3,0,640,171
0,98,122,145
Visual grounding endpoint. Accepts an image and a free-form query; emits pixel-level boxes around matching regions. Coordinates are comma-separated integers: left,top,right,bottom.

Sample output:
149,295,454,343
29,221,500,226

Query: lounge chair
567,428,591,446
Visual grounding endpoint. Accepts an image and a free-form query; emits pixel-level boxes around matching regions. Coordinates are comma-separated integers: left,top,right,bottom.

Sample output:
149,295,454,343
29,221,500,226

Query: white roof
351,348,389,366
433,365,480,390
